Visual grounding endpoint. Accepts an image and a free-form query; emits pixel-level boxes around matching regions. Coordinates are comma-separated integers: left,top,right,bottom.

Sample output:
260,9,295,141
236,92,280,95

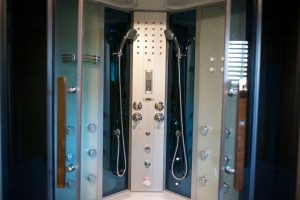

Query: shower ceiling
94,0,224,10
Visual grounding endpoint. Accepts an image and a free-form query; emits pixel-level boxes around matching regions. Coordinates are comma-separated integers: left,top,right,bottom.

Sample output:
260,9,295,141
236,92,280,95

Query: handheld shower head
164,29,181,57
118,29,137,56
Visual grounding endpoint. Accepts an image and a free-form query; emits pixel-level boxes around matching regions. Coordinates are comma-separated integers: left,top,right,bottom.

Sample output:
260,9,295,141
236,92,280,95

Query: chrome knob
66,164,76,173
133,101,142,111
154,102,164,111
154,113,164,122
225,166,236,174
132,113,143,122
144,160,151,168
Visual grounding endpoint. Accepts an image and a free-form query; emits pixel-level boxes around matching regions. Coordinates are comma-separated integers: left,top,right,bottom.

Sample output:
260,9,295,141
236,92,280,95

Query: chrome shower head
164,29,181,57
118,29,137,55
164,30,175,40
126,29,137,40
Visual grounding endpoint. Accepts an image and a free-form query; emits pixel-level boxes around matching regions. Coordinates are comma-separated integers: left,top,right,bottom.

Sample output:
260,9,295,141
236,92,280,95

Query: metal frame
218,0,231,199
219,0,262,199
77,0,83,198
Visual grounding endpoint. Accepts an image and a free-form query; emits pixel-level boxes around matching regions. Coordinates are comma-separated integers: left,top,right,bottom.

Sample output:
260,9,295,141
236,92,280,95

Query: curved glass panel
166,10,196,198
103,8,131,197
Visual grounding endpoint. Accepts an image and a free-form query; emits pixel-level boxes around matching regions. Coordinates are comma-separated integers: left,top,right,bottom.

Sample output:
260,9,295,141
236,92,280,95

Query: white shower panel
130,11,167,192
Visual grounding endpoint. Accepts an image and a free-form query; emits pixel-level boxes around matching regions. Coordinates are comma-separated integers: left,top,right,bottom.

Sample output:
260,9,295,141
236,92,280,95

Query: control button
145,131,150,136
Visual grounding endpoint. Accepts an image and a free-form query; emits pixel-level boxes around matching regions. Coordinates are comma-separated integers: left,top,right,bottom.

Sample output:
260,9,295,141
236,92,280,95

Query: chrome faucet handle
154,113,164,122
132,112,143,122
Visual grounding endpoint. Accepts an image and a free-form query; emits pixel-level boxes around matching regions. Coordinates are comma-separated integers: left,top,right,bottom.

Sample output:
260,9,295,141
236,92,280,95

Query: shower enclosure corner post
47,0,54,199
191,7,203,200
218,0,232,199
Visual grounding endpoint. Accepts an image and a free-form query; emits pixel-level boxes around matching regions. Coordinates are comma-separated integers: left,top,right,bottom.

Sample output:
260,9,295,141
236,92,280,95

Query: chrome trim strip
77,0,84,198
218,0,231,199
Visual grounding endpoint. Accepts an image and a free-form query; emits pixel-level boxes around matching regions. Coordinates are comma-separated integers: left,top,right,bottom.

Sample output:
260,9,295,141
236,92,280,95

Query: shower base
104,191,189,200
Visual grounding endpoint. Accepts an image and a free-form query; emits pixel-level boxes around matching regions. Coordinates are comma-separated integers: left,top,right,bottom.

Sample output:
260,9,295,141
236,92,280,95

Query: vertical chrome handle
57,77,66,188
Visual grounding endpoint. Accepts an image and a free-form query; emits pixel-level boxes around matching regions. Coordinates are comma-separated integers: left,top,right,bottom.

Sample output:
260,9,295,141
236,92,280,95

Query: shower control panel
145,70,153,94
131,11,166,192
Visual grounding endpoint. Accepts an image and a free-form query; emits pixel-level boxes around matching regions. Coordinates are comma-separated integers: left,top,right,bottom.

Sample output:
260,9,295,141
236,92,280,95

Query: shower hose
171,57,188,181
115,55,127,177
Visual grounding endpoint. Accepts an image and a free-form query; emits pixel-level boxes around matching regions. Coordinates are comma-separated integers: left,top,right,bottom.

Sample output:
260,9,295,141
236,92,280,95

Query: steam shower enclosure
51,0,226,199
